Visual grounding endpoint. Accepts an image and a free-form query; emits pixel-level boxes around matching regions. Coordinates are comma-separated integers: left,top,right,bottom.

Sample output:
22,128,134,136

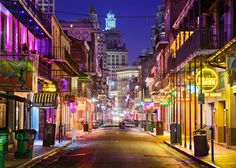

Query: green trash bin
15,129,37,158
147,122,153,132
0,128,9,168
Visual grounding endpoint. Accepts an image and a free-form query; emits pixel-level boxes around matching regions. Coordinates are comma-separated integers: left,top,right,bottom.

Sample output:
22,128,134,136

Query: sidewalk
144,128,236,168
5,130,91,168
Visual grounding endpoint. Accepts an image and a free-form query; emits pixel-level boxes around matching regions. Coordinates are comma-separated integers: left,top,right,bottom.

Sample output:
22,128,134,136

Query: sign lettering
196,68,218,92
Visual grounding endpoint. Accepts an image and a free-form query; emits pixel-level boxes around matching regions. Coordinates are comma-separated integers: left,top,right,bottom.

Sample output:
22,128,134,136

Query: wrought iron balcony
175,27,219,67
0,0,51,37
52,46,80,76
155,32,169,50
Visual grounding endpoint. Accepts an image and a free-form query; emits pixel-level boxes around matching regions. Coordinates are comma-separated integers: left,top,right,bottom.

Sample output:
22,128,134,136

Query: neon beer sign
196,68,218,92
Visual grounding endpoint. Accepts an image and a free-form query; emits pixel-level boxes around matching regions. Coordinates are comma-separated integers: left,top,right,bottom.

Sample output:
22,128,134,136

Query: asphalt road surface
32,127,205,168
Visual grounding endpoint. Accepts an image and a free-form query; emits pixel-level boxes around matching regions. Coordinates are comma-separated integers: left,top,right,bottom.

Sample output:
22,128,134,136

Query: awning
78,71,92,82
32,93,58,107
0,93,31,104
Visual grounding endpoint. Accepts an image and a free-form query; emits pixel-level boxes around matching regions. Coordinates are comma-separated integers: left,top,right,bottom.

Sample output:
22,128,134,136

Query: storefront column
179,70,182,145
225,67,236,146
184,66,187,148
188,62,192,150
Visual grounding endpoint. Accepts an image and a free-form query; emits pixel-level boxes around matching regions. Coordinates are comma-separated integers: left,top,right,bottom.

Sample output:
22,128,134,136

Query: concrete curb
16,141,72,168
142,129,219,168
164,141,220,168
16,129,96,168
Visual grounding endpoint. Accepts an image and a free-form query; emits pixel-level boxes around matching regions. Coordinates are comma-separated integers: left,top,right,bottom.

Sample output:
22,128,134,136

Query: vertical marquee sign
196,68,218,92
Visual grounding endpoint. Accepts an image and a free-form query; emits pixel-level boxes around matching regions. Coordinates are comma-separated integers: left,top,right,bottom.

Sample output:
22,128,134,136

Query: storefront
0,52,38,146
31,92,58,139
66,95,94,132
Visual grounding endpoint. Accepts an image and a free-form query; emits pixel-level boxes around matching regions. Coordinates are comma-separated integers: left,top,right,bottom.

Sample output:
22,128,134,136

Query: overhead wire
56,10,156,19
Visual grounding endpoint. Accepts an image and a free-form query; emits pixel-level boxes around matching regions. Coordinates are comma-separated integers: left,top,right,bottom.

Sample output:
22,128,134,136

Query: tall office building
88,5,107,80
104,10,128,100
117,66,139,111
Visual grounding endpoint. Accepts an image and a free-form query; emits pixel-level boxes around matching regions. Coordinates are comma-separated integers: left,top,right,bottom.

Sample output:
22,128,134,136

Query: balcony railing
52,46,80,75
38,62,52,80
65,48,81,74
176,27,219,66
21,0,51,33
155,32,169,50
1,0,51,36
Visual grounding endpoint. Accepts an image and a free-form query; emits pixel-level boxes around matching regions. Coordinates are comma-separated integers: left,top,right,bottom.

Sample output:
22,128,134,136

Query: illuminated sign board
0,58,34,91
42,84,57,92
204,92,222,97
196,68,218,92
160,102,168,106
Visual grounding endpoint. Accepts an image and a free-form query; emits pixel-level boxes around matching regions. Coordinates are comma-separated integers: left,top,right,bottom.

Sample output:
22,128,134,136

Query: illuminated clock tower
105,10,116,30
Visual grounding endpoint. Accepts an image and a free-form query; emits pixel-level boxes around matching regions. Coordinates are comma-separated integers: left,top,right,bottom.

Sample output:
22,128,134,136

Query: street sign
198,92,205,104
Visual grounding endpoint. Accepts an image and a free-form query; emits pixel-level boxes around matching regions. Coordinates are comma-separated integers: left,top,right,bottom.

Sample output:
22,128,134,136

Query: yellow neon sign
42,84,57,92
196,68,218,92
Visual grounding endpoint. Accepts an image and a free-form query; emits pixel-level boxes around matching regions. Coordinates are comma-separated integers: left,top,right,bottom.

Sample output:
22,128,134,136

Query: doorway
219,101,226,143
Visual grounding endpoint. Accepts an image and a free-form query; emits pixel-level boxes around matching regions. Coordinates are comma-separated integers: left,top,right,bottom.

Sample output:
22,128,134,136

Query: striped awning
32,93,58,107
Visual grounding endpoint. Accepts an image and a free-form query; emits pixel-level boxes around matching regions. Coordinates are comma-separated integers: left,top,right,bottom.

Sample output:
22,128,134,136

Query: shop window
0,98,6,128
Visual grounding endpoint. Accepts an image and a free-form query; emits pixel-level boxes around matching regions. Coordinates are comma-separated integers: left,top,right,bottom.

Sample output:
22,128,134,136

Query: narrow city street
32,127,204,168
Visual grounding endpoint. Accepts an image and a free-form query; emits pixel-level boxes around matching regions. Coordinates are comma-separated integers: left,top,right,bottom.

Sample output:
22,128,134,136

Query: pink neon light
6,13,11,51
21,25,26,44
28,31,34,50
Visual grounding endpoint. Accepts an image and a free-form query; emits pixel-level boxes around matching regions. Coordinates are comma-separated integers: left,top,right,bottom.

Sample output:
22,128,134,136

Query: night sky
56,0,162,65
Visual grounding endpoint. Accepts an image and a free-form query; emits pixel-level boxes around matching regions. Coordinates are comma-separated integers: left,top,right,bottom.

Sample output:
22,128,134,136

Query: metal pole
194,58,197,129
211,102,215,162
210,126,214,162
184,67,187,148
211,133,214,162
180,70,182,145
59,94,63,143
199,0,203,130
172,73,175,123
189,62,192,150
200,54,203,129
176,71,178,143
176,72,178,124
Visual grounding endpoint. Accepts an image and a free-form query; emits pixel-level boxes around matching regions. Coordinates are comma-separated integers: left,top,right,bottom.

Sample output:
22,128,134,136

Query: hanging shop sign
0,58,34,91
42,84,57,92
198,92,205,104
57,78,69,92
196,68,218,92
